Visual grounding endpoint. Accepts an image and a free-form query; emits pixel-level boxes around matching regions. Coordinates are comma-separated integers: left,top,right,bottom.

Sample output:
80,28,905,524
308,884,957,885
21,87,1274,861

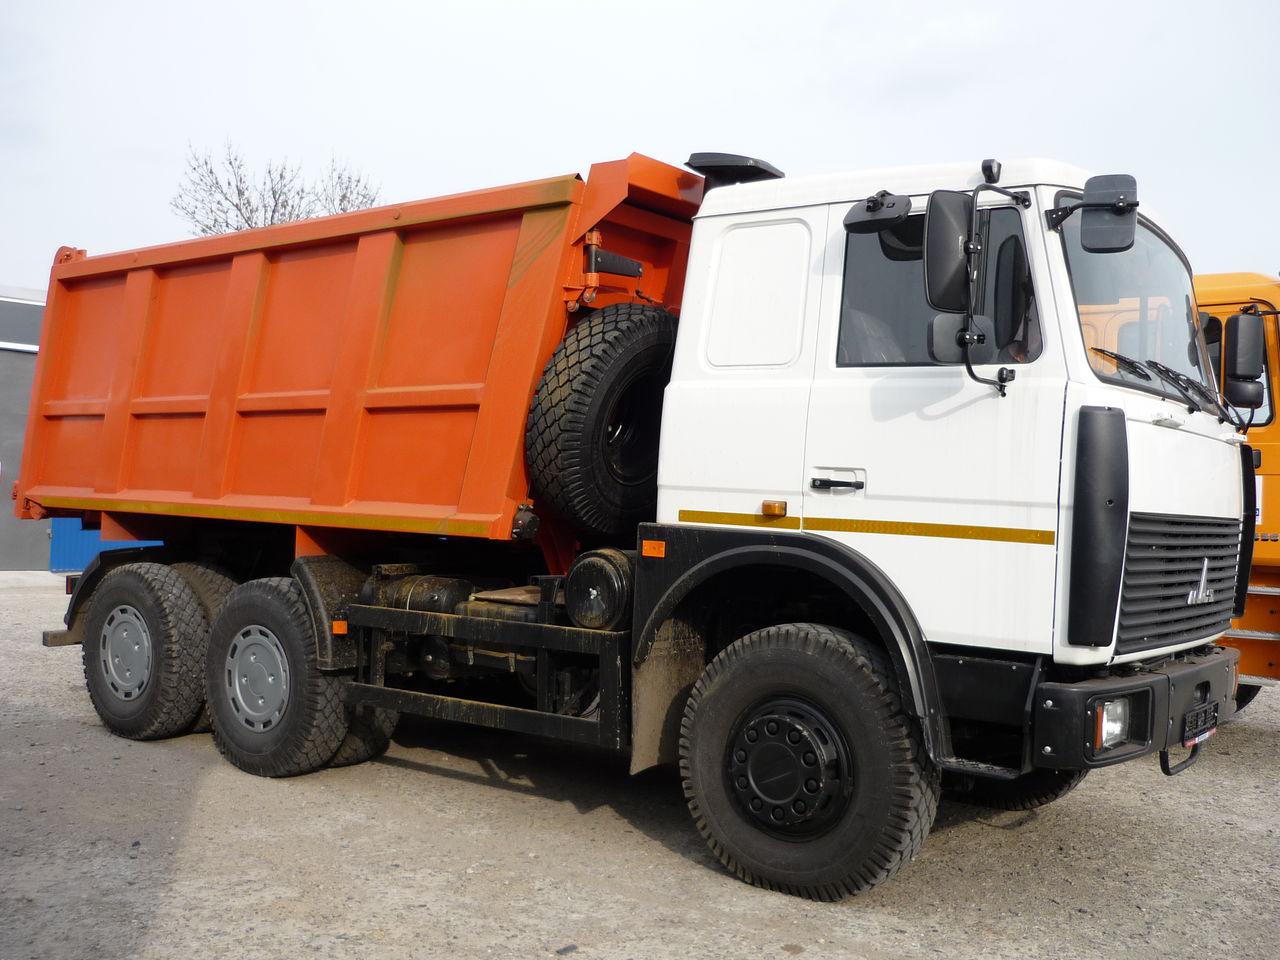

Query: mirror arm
977,185,1032,209
1242,304,1280,318
1045,197,1140,231
956,184,1025,398
958,330,1015,397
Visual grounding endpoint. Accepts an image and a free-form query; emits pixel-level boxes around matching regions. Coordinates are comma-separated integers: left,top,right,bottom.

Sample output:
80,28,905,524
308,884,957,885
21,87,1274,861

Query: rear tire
172,561,237,734
82,562,208,740
206,578,349,777
526,303,676,537
956,768,1087,811
679,623,939,900
329,704,399,767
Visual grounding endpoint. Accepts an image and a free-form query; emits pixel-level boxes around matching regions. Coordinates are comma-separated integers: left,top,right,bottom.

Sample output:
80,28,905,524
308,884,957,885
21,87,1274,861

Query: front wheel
679,623,939,900
1233,683,1263,715
953,768,1087,811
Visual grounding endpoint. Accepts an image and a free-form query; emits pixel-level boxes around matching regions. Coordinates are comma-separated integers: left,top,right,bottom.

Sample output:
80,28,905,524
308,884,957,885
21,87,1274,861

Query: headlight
1094,697,1131,751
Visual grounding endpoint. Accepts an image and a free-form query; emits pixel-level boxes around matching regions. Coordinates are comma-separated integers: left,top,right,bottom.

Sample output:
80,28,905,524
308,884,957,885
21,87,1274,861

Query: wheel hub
225,625,290,731
99,605,152,700
727,698,853,837
602,369,664,488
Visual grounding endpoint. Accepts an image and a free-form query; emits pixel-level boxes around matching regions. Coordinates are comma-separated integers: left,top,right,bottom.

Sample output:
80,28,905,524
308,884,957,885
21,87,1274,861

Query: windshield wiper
1089,347,1223,418
1144,360,1205,415
1165,368,1226,418
1090,347,1152,381
1147,360,1238,425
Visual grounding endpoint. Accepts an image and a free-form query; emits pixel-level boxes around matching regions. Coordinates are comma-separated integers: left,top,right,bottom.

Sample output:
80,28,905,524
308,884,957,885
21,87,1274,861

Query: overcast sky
3,0,1276,293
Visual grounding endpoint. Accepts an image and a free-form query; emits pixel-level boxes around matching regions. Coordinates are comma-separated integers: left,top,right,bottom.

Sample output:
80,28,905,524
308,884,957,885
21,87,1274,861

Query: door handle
810,477,864,490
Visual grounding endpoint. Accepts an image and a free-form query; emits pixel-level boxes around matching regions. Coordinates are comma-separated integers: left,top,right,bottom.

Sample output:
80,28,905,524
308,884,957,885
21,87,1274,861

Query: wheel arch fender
631,525,949,763
291,555,369,671
48,545,173,648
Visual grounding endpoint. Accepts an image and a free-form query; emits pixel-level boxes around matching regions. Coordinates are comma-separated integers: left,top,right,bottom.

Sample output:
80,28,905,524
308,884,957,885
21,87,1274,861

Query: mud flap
629,616,703,774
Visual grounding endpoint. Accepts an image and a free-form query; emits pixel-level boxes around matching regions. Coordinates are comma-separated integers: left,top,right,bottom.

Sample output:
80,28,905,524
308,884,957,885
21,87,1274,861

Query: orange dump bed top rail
14,154,702,543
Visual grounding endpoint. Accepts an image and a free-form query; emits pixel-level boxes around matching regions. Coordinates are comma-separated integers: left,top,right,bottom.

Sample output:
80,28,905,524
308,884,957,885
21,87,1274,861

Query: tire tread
329,705,399,767
172,560,238,734
525,303,676,536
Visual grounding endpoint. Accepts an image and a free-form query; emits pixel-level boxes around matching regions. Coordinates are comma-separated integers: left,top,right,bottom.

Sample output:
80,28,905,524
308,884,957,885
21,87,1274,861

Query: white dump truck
24,152,1260,900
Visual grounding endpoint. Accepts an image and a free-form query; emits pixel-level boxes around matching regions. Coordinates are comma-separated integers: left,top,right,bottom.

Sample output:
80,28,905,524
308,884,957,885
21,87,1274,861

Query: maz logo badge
1186,557,1215,606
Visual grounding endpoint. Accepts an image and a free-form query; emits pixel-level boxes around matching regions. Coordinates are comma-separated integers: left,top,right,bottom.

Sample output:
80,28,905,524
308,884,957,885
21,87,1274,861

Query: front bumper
1031,646,1239,769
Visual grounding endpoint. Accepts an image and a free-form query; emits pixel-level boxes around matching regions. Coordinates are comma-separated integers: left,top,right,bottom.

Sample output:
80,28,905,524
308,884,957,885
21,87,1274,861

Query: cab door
656,207,826,529
801,196,1066,653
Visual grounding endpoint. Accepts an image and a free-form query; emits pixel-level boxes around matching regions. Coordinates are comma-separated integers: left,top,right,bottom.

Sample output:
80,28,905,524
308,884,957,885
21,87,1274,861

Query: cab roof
696,158,1096,218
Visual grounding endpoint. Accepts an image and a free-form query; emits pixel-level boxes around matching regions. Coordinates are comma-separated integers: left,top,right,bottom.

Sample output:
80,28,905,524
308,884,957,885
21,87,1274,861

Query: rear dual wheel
171,561,237,733
206,578,345,777
205,577,396,776
82,563,209,740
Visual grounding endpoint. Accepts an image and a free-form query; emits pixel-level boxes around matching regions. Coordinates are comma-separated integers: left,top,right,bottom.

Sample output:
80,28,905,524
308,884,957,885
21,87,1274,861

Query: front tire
679,623,939,900
207,578,349,777
955,768,1087,811
82,562,209,740
1233,682,1263,715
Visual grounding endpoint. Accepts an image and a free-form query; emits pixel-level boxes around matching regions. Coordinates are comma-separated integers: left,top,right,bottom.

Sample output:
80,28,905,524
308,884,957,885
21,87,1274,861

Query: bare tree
171,142,380,235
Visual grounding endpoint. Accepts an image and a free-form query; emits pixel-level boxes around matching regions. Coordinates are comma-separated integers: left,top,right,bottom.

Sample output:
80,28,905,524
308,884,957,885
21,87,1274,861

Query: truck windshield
1059,200,1214,406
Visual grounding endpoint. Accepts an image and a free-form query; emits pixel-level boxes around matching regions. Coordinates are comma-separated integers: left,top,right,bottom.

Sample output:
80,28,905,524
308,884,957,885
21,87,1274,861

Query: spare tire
526,303,677,537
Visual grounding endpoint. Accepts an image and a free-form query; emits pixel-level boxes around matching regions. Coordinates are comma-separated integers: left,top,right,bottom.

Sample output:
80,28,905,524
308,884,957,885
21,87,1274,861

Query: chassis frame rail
342,604,629,751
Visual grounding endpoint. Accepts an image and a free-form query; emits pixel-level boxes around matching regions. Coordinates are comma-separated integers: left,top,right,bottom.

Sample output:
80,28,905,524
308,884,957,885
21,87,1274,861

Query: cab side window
837,207,1041,366
1203,314,1223,378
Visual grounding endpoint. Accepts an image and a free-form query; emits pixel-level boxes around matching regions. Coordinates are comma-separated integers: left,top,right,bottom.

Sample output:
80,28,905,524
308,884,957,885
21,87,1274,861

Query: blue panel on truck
49,518,161,573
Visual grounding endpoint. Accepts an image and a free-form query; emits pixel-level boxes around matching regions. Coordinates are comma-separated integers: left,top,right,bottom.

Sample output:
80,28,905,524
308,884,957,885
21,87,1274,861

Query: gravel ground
1,570,1277,960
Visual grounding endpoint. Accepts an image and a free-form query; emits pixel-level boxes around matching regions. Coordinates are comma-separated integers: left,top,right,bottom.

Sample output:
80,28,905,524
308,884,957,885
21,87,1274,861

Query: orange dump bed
14,154,701,546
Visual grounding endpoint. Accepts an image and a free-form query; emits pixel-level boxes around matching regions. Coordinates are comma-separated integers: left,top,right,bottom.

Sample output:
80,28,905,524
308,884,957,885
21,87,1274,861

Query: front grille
1116,513,1241,655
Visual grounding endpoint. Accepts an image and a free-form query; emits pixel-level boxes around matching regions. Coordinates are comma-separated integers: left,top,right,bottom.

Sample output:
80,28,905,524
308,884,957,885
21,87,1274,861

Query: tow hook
1159,743,1201,776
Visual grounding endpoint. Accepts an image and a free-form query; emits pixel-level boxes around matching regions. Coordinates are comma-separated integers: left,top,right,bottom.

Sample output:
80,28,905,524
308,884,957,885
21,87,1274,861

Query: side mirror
1223,312,1265,408
1080,174,1138,253
923,190,974,313
929,313,997,365
1226,378,1265,409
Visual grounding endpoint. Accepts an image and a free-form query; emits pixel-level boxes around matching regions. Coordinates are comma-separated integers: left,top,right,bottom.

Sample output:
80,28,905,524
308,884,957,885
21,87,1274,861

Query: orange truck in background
1195,272,1280,710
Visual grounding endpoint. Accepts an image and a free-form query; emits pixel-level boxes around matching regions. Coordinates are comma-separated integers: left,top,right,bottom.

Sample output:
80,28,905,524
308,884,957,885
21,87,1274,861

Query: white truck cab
631,158,1258,878
662,157,1249,669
